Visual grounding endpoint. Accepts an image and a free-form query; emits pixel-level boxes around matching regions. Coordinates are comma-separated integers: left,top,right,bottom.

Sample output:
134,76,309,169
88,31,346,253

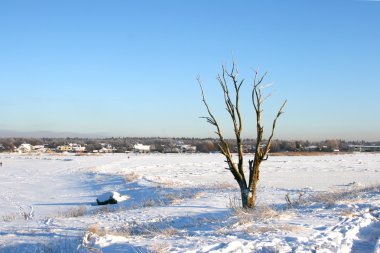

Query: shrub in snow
96,192,129,205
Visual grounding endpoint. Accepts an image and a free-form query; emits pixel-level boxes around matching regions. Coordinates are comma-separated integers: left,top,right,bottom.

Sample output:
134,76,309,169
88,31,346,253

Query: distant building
33,145,47,153
181,145,197,153
72,144,86,152
99,147,113,153
348,145,380,152
57,143,85,153
17,143,33,153
163,146,180,153
98,143,114,153
57,145,72,152
304,146,320,152
133,144,150,153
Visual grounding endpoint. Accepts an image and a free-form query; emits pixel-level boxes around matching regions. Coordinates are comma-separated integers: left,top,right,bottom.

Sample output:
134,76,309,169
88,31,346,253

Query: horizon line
0,130,378,143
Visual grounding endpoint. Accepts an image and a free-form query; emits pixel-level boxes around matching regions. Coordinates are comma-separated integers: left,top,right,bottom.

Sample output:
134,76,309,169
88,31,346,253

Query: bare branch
198,75,243,183
262,93,272,104
238,79,244,92
263,99,287,157
197,77,223,137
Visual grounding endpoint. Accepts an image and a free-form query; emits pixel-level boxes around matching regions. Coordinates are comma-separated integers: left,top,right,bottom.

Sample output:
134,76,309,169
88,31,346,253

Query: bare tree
198,61,286,208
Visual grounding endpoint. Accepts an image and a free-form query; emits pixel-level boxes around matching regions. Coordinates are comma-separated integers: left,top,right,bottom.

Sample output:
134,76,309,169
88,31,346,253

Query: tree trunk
240,188,249,208
247,181,257,208
243,158,260,208
240,186,256,209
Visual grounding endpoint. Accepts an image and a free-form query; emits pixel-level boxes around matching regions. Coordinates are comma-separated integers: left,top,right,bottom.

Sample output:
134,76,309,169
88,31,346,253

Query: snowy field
0,152,379,253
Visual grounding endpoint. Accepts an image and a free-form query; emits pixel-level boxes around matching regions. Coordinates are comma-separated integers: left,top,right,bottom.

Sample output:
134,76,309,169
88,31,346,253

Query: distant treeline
0,137,379,153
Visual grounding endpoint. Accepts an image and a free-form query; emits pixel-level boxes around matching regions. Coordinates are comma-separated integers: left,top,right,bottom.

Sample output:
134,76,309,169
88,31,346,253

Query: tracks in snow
304,207,380,252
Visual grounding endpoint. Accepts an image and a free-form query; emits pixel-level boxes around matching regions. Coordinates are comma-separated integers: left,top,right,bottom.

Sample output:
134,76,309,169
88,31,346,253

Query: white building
99,147,113,153
99,143,114,153
72,144,86,152
17,143,33,153
181,145,197,153
33,145,47,153
133,144,150,153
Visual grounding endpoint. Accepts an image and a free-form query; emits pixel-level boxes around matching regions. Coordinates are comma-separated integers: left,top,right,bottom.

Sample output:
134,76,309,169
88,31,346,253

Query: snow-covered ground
0,153,379,252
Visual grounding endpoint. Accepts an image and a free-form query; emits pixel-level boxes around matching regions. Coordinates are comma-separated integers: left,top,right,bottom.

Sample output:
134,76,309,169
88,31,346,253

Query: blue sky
0,0,379,141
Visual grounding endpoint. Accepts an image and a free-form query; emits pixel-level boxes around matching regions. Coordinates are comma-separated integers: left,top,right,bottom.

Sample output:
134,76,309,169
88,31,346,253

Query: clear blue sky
0,0,379,141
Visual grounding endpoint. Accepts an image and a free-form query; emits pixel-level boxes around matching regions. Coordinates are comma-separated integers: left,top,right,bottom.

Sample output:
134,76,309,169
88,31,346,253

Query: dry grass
256,206,279,219
192,191,205,199
243,225,277,234
28,236,82,253
311,192,341,208
87,224,107,237
74,153,98,156
92,205,111,215
124,172,139,182
162,193,182,205
141,198,165,207
22,212,33,220
244,206,278,222
157,179,180,188
230,203,280,225
277,223,304,232
159,227,178,237
247,223,304,234
60,206,87,218
106,220,179,239
313,184,379,206
270,151,351,156
79,232,104,253
227,197,298,233
142,225,177,238
149,242,170,253
208,181,236,190
140,191,198,207
286,184,380,209
107,225,131,237
160,190,203,205
340,209,357,218
2,214,16,222
285,191,308,208
217,181,236,189
254,226,275,233
222,204,301,236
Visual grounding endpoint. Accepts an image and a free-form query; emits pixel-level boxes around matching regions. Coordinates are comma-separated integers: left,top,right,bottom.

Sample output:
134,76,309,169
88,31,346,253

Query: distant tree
13,138,24,148
28,138,43,146
269,140,280,153
196,140,217,153
339,140,349,151
279,140,296,152
86,143,103,152
198,61,286,208
295,141,303,151
324,139,340,152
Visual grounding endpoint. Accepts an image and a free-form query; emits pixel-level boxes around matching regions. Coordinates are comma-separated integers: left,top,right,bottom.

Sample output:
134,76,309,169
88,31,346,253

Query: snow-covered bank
0,153,379,252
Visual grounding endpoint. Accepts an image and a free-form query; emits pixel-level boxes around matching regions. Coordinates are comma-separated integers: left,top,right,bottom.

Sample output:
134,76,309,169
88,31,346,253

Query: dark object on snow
96,192,121,205
97,198,117,205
